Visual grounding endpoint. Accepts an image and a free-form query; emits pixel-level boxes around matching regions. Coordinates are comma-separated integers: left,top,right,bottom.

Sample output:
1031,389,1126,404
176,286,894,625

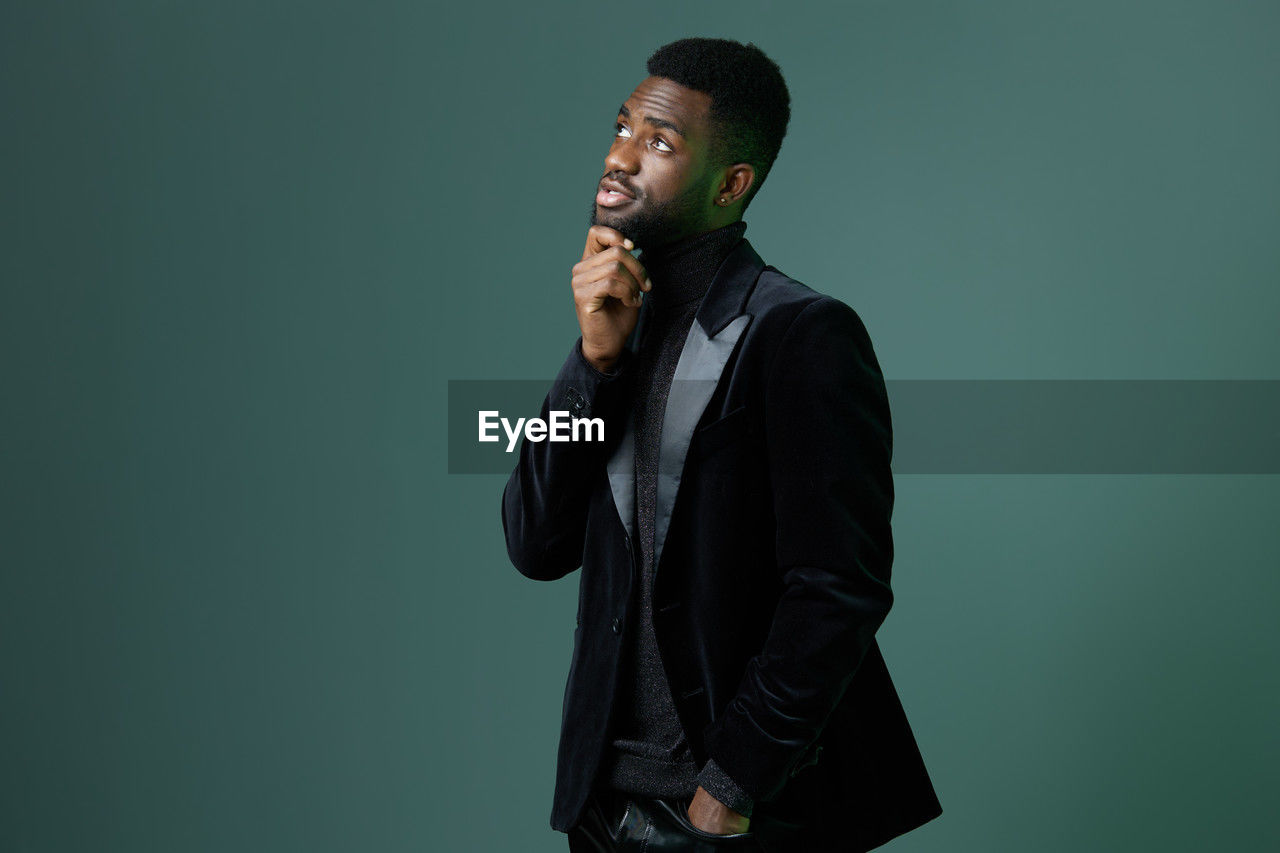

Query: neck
638,220,747,311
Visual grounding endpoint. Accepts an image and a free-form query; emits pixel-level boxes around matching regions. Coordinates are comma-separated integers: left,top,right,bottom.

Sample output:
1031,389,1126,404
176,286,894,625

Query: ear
714,163,756,207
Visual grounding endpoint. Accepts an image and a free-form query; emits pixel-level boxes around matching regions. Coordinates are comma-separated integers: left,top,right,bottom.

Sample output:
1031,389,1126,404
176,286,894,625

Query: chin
591,204,624,226
588,201,665,249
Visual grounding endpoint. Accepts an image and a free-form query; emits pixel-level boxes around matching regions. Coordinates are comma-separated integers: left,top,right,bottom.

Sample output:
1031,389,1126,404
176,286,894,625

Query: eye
615,122,632,139
652,137,673,152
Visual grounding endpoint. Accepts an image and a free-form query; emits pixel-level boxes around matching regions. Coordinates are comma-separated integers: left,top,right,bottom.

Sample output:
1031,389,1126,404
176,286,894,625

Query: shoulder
745,264,874,351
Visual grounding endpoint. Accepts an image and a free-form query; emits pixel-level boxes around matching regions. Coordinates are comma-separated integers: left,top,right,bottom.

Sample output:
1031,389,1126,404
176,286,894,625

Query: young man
502,38,941,851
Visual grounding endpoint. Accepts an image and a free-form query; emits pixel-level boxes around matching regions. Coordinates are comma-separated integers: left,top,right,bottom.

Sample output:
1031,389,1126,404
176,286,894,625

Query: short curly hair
646,38,791,210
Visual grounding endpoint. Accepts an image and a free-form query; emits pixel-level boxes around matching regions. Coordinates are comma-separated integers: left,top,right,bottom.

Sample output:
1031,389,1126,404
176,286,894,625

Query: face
590,76,721,249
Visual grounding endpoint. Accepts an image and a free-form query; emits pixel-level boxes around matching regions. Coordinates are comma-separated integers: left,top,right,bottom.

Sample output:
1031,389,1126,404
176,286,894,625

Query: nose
604,134,640,176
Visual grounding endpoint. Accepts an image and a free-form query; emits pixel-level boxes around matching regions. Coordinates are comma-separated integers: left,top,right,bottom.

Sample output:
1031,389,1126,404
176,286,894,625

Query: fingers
581,277,643,314
573,260,644,312
571,228,648,363
571,245,651,306
593,246,649,293
583,225,633,259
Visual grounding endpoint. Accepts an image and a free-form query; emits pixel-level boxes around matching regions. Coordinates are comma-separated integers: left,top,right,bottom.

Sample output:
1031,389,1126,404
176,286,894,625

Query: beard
589,173,714,250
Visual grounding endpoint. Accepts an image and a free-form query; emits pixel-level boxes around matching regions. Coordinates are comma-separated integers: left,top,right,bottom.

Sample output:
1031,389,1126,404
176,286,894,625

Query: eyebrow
618,104,685,139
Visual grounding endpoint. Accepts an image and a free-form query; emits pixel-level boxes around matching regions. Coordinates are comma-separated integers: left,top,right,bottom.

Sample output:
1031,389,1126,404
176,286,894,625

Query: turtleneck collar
638,220,747,312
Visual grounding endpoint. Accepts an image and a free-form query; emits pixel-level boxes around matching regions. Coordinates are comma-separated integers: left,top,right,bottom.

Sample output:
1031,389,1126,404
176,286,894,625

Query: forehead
622,76,713,136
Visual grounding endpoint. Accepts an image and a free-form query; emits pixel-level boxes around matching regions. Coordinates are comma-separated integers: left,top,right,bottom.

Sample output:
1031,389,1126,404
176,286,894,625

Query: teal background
3,1,1277,850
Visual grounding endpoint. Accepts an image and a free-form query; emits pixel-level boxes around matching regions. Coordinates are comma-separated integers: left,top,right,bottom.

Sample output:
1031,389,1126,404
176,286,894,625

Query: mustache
601,172,640,197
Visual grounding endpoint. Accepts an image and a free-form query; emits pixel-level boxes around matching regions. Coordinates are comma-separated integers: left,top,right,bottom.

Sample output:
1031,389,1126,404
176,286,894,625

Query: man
502,38,941,851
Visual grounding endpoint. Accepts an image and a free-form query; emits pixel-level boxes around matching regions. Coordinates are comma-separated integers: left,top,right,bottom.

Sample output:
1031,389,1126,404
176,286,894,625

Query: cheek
648,161,703,202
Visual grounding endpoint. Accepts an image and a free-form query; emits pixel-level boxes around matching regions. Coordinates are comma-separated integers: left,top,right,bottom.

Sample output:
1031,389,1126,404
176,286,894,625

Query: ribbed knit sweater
593,220,754,817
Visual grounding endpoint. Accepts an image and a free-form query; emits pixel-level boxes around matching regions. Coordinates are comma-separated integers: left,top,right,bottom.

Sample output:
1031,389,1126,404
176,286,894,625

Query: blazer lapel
604,278,651,545
606,419,637,543
606,238,765,556
651,312,752,574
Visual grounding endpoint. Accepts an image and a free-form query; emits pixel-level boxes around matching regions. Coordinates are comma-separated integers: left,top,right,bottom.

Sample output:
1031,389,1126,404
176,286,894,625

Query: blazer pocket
690,404,752,459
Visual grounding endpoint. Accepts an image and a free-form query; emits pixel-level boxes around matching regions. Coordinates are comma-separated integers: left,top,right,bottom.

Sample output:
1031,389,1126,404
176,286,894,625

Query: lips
596,177,636,209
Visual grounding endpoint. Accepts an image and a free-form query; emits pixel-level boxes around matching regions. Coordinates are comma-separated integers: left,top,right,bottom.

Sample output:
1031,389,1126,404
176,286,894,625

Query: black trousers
567,788,805,852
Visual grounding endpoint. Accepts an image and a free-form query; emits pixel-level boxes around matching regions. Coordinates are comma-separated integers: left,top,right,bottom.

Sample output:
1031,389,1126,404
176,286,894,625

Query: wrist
696,759,755,819
689,786,751,834
587,355,618,374
579,342,621,375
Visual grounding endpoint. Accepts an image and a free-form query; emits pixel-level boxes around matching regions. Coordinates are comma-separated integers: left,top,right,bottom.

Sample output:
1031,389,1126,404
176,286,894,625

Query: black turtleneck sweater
592,220,754,817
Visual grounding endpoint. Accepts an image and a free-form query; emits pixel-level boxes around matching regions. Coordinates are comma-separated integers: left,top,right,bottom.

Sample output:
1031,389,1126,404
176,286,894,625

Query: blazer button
565,387,588,418
612,617,622,635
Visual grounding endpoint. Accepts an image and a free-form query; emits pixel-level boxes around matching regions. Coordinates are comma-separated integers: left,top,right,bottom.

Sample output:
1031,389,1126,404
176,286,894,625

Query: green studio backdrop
3,1,1277,851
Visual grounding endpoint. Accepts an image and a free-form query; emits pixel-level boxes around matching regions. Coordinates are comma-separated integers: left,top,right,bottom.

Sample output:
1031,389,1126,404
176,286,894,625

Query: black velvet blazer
501,239,942,851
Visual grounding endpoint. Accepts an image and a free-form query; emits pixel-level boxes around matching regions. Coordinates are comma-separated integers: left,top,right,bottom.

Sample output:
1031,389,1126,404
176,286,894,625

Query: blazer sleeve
701,295,895,803
500,336,634,581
